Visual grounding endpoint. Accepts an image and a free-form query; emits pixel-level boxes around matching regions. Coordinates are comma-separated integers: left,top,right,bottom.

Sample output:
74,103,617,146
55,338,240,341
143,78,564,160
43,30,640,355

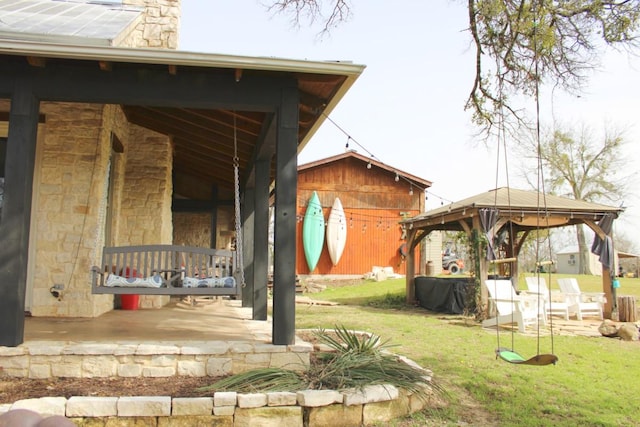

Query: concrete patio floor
22,296,617,345
24,298,272,343
484,316,616,338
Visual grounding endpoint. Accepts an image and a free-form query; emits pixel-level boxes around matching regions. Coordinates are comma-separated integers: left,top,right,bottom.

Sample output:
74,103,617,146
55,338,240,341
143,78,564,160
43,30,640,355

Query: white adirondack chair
524,277,570,320
557,278,605,320
483,280,543,333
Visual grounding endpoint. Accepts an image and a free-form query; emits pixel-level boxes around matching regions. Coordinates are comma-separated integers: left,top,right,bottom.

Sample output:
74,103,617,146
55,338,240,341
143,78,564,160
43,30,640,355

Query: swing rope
491,0,557,366
233,113,246,288
531,3,555,356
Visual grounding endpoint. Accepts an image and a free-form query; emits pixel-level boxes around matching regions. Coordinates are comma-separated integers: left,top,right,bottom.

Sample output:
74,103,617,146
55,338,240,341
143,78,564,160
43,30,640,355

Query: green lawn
295,276,640,427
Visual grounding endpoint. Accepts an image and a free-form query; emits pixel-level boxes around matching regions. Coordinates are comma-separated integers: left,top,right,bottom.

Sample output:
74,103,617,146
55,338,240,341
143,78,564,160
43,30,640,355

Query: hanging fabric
591,213,615,269
479,208,499,261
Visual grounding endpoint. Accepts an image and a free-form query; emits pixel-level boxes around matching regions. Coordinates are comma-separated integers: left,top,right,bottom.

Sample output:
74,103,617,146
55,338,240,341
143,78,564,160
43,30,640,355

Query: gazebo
400,187,625,318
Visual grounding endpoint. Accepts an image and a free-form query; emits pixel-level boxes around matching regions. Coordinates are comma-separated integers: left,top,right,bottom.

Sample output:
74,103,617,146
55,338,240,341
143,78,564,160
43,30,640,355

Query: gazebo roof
402,187,624,232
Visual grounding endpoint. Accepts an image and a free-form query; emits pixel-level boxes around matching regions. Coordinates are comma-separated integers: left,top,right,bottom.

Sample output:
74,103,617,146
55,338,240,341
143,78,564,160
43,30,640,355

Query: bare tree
266,0,352,34
467,0,640,137
265,1,640,136
518,123,632,274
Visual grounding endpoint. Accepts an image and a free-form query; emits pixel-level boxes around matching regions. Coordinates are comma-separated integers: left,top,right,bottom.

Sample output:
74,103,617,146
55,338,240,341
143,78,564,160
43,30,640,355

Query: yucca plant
197,367,307,393
198,325,443,397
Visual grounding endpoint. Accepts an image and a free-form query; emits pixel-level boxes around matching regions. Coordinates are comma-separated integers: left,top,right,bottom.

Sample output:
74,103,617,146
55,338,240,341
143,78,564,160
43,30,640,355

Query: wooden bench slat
92,245,240,296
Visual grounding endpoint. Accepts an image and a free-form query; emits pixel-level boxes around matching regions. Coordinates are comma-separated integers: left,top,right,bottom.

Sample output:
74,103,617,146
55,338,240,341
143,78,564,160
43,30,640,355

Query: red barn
296,151,432,276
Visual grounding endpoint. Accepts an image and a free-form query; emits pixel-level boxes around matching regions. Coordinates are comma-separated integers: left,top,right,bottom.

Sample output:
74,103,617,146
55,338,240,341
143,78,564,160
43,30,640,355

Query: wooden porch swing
91,116,245,298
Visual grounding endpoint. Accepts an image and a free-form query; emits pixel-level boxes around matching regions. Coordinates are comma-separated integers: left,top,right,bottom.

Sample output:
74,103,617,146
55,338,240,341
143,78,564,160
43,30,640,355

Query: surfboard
326,197,347,266
302,191,325,272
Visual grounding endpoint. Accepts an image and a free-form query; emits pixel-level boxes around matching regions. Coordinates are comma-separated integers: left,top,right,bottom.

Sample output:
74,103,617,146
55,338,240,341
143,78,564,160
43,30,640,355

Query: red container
120,267,140,310
120,294,140,310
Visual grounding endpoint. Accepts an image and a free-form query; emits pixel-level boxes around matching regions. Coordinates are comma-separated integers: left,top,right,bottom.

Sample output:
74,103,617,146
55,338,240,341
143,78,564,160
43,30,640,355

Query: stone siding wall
119,125,174,309
25,103,142,317
119,0,181,48
173,207,235,250
173,213,211,248
1,1,182,317
0,99,176,316
118,126,173,246
27,102,118,317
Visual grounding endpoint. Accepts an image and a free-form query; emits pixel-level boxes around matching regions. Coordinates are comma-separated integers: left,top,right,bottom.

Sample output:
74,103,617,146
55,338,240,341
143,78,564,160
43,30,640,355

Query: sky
178,1,640,250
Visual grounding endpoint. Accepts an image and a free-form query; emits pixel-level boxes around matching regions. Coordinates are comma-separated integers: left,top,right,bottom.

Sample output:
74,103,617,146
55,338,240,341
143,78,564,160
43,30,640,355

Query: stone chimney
121,0,181,49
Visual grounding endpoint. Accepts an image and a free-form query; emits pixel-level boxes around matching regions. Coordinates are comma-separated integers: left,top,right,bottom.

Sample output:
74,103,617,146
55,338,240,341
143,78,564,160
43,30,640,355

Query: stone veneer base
1,384,435,427
0,336,437,426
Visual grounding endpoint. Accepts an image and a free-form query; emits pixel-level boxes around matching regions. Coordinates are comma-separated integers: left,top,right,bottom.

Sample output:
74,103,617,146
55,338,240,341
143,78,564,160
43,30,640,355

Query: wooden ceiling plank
26,56,46,67
99,61,112,71
125,106,257,154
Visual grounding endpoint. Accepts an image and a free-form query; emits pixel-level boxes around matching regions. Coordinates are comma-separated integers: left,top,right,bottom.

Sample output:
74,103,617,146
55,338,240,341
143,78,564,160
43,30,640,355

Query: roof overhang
0,39,366,199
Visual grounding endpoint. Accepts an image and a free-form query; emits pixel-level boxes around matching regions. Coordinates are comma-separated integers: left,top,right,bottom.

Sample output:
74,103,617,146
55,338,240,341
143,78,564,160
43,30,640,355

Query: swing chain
233,114,246,288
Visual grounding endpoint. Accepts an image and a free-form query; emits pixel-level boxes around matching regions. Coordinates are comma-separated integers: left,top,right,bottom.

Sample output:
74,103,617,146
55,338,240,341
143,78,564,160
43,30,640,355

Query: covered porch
0,39,364,347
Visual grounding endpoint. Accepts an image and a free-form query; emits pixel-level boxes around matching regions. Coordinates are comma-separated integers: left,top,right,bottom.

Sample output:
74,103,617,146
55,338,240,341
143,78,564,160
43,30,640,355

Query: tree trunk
576,224,592,275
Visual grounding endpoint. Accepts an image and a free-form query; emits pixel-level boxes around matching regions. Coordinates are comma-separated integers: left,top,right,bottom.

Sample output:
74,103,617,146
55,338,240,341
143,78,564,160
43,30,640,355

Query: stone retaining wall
1,384,433,427
0,340,311,379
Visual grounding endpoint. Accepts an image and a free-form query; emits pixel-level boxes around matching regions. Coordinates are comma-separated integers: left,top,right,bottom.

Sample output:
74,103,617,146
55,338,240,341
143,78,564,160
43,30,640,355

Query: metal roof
0,0,142,46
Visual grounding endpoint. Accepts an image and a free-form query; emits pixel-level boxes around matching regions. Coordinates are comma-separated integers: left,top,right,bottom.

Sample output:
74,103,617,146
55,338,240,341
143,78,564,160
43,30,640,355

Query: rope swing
489,0,557,366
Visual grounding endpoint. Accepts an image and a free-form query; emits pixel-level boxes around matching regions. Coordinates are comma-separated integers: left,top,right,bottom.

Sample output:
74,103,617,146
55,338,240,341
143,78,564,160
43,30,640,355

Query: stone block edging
1,383,434,426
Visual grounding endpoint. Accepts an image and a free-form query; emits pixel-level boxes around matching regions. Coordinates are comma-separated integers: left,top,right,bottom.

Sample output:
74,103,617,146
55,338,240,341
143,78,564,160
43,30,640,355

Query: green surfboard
302,191,325,272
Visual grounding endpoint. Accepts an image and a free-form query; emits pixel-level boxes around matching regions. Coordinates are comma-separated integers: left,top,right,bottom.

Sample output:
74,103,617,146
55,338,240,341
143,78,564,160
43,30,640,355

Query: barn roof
298,150,432,190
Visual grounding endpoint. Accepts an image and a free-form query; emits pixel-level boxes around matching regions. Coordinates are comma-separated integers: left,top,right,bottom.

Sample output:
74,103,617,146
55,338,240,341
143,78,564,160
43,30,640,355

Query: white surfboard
326,197,347,266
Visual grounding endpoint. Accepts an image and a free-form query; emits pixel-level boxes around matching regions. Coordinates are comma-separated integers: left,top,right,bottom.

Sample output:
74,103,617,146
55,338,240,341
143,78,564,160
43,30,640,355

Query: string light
322,112,460,207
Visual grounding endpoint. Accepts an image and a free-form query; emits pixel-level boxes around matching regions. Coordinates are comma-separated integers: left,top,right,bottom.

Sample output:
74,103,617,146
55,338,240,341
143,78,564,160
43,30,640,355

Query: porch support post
253,157,270,320
241,186,254,308
0,77,39,347
272,84,298,345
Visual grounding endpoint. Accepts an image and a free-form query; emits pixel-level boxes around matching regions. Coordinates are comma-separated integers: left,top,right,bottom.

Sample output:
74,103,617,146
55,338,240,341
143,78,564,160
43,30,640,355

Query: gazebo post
405,228,417,305
472,216,489,315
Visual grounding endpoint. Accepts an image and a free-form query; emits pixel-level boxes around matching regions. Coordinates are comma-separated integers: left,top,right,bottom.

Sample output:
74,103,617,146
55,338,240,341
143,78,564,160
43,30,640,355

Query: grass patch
297,275,640,426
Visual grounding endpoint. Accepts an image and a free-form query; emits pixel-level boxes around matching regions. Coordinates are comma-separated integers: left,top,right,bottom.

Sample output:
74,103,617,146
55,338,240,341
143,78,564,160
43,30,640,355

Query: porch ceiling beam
0,58,292,111
244,114,277,190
